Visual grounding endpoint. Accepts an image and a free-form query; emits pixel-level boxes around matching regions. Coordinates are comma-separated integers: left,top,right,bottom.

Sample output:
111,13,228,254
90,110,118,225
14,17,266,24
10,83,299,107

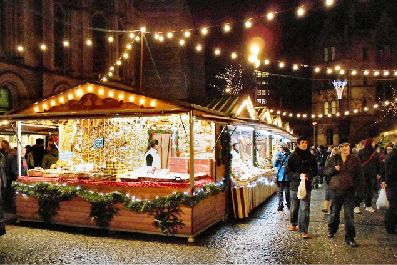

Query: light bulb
86,39,92,46
351,70,357,75
297,6,305,17
179,39,185,46
325,0,334,7
214,48,221,56
126,44,132,50
184,31,191,38
314,67,321,73
293,64,299,71
264,59,270,65
108,36,114,43
223,23,231,33
200,27,209,36
244,19,253,28
129,32,135,39
63,40,69,47
17,45,24,52
167,32,174,39
231,52,237,60
267,12,275,21
279,62,285,68
40,44,47,51
195,44,202,52
140,26,146,33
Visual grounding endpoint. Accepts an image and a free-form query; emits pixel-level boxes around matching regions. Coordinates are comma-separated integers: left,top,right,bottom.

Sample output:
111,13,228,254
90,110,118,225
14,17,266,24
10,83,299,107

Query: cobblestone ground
0,188,396,264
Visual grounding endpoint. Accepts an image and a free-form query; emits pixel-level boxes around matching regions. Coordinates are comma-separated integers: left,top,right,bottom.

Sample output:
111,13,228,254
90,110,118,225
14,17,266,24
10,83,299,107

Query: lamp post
312,121,318,147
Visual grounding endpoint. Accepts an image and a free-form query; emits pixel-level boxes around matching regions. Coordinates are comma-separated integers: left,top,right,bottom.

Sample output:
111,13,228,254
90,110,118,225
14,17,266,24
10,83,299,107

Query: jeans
324,182,331,201
328,190,356,241
364,177,377,207
385,188,397,232
290,190,311,233
277,181,290,209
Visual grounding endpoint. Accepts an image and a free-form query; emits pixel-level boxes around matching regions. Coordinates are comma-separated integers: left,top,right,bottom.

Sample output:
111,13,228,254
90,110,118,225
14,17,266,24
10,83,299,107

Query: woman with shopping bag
285,136,318,239
381,145,397,234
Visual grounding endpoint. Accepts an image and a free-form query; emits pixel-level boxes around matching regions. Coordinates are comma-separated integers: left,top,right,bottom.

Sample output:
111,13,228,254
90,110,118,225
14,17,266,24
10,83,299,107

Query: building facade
0,0,205,113
310,0,397,145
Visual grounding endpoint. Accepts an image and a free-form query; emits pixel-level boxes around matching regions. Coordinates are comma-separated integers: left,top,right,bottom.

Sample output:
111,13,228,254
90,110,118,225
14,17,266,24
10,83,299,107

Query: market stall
4,83,229,242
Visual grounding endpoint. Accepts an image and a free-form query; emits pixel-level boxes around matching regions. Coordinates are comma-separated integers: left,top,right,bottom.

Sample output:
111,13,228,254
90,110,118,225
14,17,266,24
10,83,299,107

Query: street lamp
312,121,318,147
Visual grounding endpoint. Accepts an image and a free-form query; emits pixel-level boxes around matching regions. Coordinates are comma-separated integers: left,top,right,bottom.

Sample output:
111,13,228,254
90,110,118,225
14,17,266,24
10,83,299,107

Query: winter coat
5,151,18,186
0,152,7,188
285,147,318,191
42,150,59,169
324,153,364,194
32,144,45,168
358,146,380,179
384,149,397,191
273,151,290,182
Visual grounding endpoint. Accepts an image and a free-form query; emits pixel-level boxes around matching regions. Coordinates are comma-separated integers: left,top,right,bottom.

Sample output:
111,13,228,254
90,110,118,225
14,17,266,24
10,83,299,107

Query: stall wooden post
189,111,195,191
17,121,22,177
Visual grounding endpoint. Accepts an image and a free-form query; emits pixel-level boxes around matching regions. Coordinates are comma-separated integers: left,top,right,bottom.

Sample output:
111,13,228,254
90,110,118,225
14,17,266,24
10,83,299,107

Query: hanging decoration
332,79,348,100
210,65,244,95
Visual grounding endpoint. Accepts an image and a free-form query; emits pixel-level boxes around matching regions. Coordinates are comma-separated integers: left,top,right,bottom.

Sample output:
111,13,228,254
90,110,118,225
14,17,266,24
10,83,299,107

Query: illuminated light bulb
244,19,253,28
87,85,93,92
108,91,114,98
108,36,114,43
250,45,260,55
116,60,122,65
283,112,287,116
374,70,380,76
336,112,340,117
296,6,305,17
318,114,323,118
344,111,350,115
327,68,333,74
63,40,69,47
42,103,48,110
179,39,186,46
214,48,221,56
293,64,299,71
195,44,202,52
303,114,308,118
34,106,39,112
118,94,124,100
270,109,274,113
102,77,107,82
76,89,83,97
200,27,209,36
17,45,24,52
109,66,114,71
314,67,321,73
140,26,146,33
223,23,231,33
139,98,145,105
50,100,56,106
225,87,231,93
68,93,74,100
384,70,390,76
374,103,379,108
328,114,332,117
385,101,390,106
123,53,129,59
325,0,334,7
279,62,285,68
311,114,316,118
154,33,159,40
125,44,132,51
364,107,368,111
394,71,397,76
184,31,191,38
339,69,345,75
59,96,65,104
267,11,275,21
334,65,341,71
40,44,47,51
158,35,164,42
354,109,358,113
231,52,238,60
277,111,281,114
129,32,135,39
128,95,135,102
86,39,92,46
135,36,140,42
289,113,293,117
297,114,301,118
98,88,105,95
364,70,369,75
150,100,156,107
254,59,260,68
166,32,174,39
108,72,113,77
264,59,270,65
351,70,357,75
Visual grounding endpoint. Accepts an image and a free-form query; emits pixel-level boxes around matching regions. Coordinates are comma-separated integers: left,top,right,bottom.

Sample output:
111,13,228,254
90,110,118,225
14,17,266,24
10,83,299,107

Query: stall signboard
93,137,105,148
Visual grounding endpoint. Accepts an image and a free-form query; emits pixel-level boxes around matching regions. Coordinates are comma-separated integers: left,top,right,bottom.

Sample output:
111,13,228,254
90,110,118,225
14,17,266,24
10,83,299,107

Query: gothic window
331,100,338,114
331,47,336,61
92,14,108,74
324,101,329,115
0,86,12,113
324,48,328,62
1,0,24,61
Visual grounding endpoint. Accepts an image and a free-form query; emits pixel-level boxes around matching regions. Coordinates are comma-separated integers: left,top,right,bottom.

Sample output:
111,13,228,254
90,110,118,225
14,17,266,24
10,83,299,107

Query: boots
322,200,330,213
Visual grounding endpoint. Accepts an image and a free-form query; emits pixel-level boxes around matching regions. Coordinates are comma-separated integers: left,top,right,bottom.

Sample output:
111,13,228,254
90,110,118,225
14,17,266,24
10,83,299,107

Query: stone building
0,0,205,113
310,0,397,146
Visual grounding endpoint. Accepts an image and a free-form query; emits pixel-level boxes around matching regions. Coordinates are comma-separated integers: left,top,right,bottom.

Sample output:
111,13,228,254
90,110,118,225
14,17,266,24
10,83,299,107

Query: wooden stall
3,83,232,242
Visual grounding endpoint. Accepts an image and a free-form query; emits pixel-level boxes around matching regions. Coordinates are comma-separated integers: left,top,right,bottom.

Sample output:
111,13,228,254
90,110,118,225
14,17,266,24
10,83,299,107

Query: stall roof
205,94,258,120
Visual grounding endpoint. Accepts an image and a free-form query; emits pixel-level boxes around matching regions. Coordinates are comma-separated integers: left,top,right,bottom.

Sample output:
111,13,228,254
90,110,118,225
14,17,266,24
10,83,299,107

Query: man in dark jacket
382,146,397,234
32,138,45,168
286,136,318,239
357,138,381,213
324,142,363,247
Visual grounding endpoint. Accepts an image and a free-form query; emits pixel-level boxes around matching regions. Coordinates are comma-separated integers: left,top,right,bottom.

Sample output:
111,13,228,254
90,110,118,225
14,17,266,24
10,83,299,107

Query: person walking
357,139,381,213
274,145,291,211
322,146,339,213
382,145,397,234
324,142,363,247
286,136,318,239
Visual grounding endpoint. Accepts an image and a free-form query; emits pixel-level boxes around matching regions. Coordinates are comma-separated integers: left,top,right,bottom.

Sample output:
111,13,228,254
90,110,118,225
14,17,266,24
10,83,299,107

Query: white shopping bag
376,188,389,209
297,178,306,199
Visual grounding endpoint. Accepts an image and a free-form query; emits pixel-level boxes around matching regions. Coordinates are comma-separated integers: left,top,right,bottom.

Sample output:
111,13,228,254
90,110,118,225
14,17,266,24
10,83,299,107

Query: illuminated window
324,48,329,62
331,100,338,114
324,101,329,115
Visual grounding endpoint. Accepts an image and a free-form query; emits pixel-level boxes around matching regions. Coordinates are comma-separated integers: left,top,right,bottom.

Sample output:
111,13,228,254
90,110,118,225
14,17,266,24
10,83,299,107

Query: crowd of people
274,136,397,247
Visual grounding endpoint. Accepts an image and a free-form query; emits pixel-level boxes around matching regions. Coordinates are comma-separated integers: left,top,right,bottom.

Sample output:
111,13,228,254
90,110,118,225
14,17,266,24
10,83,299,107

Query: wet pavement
0,188,396,264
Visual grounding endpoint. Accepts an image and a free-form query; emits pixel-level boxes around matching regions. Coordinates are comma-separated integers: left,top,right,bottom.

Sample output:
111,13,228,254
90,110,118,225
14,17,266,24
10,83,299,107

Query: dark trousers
1,187,15,213
365,177,377,207
277,181,290,208
385,188,397,232
290,190,311,233
328,190,356,241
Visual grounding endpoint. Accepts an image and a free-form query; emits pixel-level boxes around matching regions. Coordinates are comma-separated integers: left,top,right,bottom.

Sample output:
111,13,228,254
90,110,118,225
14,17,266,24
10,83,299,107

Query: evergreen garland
13,181,225,234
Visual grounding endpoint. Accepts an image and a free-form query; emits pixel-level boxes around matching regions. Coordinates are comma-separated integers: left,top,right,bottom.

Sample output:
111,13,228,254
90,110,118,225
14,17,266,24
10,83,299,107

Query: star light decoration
376,87,397,124
211,65,244,95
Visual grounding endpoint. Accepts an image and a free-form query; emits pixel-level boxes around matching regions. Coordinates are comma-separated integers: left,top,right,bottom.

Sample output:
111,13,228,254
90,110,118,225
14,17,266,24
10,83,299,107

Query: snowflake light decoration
375,87,397,124
211,65,244,95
